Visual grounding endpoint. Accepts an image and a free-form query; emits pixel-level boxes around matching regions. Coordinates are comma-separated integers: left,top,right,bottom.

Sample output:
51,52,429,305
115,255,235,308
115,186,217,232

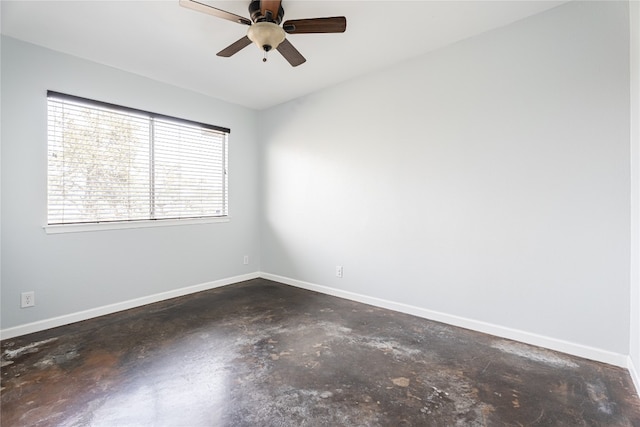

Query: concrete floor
1,278,639,426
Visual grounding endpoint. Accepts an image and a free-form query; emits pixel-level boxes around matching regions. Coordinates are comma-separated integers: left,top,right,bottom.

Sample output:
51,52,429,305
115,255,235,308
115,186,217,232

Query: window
47,91,229,228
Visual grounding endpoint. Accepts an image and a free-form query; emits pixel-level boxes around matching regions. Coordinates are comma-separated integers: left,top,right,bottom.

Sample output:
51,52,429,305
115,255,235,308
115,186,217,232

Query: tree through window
47,91,229,225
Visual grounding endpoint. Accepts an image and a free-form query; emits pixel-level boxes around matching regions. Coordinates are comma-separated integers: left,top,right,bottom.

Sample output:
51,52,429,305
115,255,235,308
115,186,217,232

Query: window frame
44,91,230,234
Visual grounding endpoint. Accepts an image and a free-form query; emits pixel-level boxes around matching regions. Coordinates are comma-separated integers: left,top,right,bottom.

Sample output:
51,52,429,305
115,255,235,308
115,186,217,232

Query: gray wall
1,37,261,329
631,0,640,386
260,1,631,355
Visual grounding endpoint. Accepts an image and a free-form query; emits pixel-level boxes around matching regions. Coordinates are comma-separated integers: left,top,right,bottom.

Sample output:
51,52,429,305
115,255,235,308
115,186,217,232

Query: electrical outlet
336,265,343,278
243,255,249,265
21,291,35,308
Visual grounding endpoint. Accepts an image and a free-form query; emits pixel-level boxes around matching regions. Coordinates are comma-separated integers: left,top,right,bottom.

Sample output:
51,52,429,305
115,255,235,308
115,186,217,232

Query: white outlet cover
21,291,35,308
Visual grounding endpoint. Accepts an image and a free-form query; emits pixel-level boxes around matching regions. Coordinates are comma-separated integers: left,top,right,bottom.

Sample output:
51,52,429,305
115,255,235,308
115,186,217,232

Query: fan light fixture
180,0,347,67
247,22,286,54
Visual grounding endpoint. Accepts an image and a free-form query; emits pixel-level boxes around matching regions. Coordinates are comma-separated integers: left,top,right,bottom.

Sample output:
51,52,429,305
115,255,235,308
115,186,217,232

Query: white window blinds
47,91,229,225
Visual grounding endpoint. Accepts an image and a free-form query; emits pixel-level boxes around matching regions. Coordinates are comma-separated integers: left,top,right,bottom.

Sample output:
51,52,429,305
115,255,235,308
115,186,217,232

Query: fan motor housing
249,0,284,24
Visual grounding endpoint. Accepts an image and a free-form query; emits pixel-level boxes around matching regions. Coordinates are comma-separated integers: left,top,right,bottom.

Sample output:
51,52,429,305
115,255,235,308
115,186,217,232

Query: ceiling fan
180,0,347,67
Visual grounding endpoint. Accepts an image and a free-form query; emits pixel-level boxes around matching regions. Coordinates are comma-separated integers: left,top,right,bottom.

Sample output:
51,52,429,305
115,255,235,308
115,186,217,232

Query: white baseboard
0,272,260,340
629,357,640,397
2,270,634,389
260,272,630,369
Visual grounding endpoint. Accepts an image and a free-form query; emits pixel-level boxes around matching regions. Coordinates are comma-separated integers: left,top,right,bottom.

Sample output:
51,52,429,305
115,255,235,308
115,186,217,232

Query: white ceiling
1,0,567,110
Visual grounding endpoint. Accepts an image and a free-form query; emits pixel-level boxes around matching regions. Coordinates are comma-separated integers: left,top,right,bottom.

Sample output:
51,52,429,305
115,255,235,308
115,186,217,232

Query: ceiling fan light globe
247,22,286,51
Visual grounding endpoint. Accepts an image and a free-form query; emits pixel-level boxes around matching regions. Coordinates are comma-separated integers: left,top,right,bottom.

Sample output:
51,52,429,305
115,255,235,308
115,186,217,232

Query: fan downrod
249,0,284,24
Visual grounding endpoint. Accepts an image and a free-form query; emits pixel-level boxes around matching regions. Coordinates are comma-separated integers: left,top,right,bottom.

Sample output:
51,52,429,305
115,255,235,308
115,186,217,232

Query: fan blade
260,0,282,20
180,0,251,26
283,17,346,34
217,36,252,57
277,38,306,67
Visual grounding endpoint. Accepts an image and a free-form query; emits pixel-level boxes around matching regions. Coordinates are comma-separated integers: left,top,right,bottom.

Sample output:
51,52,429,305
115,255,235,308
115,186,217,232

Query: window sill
44,217,230,234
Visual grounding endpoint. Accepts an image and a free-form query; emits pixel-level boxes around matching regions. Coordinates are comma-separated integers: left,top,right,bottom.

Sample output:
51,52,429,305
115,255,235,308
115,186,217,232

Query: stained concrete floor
1,279,639,426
